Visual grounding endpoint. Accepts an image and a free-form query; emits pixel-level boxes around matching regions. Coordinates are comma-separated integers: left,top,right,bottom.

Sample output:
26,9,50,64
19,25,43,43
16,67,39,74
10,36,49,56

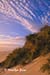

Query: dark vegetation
1,25,50,74
41,58,50,75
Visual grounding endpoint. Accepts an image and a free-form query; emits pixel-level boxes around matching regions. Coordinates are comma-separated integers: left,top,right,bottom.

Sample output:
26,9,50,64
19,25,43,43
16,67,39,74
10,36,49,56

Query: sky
0,0,50,51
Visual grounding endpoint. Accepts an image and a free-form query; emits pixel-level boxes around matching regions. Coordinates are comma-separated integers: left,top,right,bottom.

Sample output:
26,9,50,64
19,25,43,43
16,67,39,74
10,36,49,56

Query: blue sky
0,0,50,51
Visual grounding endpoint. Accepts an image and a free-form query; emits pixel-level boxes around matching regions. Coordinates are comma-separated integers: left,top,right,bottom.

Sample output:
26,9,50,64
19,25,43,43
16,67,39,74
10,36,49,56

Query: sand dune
0,53,50,75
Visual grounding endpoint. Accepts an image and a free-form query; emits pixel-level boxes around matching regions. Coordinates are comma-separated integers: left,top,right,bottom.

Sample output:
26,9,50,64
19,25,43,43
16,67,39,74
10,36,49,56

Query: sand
0,52,49,75
0,51,11,62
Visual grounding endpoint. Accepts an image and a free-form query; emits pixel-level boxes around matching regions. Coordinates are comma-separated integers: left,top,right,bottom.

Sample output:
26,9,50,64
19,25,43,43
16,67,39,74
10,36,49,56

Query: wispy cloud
0,0,50,33
0,34,25,48
0,0,38,33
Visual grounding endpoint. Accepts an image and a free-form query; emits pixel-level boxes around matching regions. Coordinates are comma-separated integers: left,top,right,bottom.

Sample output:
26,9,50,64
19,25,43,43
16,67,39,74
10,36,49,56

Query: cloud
0,0,38,33
0,34,25,51
0,34,25,47
0,0,49,34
